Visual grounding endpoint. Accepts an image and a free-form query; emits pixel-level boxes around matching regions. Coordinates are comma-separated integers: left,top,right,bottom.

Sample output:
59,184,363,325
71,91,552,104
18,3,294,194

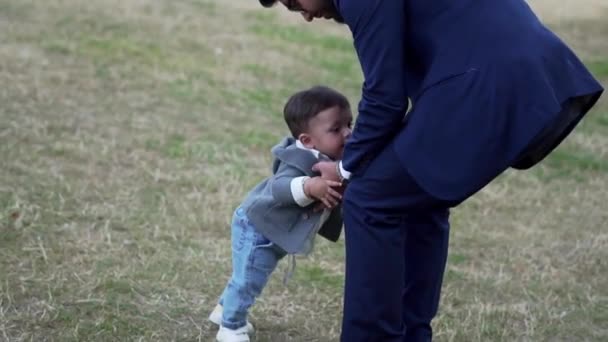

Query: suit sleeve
339,0,409,174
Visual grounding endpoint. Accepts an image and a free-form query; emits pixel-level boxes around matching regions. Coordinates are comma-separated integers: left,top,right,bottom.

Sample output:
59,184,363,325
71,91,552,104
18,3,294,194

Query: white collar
295,139,320,158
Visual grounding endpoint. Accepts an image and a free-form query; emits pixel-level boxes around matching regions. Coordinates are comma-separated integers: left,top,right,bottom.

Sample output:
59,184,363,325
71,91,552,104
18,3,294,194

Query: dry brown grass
528,0,608,21
0,0,606,341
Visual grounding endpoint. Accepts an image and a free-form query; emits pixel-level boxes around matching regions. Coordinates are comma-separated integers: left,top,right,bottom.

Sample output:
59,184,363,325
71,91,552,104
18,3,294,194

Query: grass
0,0,607,341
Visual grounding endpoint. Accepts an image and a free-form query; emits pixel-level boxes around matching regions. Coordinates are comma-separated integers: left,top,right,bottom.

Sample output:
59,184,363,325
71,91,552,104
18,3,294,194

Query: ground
0,0,606,341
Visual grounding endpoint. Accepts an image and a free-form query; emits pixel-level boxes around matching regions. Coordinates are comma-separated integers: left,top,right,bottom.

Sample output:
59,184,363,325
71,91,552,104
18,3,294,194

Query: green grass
589,60,608,78
0,0,607,341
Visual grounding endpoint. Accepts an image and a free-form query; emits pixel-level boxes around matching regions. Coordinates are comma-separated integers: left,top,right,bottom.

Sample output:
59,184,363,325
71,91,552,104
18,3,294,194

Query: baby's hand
304,177,342,209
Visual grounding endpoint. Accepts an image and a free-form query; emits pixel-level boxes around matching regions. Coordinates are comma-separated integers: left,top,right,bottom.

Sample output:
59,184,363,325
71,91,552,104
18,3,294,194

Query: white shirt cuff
290,176,315,207
339,161,351,180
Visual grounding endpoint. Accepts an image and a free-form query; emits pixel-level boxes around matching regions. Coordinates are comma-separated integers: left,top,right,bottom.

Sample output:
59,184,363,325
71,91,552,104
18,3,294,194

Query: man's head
284,86,352,160
259,0,343,23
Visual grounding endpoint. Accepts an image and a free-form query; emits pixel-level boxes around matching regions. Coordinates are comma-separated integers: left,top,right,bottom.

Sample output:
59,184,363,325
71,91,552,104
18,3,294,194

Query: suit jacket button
302,213,309,219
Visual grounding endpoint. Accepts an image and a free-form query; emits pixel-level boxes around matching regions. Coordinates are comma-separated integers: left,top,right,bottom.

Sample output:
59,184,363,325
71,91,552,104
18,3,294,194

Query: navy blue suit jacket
336,0,603,200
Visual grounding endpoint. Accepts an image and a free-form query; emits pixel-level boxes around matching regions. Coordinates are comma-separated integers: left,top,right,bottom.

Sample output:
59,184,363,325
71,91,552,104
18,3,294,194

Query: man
257,1,604,341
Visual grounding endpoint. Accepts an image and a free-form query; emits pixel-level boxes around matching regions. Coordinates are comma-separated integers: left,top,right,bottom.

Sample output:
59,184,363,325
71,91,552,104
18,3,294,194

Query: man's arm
338,0,408,176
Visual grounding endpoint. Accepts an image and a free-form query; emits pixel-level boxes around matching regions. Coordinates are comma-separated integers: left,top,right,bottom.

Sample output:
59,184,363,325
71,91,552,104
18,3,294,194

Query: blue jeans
218,207,287,330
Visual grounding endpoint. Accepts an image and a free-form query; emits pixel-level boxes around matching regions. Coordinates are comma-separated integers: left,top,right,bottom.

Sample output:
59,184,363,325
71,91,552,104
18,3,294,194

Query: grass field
0,0,606,341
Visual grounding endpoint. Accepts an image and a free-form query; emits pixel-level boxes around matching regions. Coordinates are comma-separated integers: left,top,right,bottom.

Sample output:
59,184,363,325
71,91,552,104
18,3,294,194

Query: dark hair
283,85,350,138
259,0,277,8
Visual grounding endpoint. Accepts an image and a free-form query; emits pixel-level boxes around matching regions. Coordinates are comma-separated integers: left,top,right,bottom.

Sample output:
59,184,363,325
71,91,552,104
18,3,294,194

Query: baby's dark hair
258,0,277,8
283,85,350,138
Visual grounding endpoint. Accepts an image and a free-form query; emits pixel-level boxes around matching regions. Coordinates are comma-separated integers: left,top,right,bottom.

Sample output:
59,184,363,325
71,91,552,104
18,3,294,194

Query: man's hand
304,177,342,209
312,161,340,182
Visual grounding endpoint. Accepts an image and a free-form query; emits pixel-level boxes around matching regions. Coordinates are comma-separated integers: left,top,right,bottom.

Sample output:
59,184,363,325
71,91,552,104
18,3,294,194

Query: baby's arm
271,162,341,208
303,177,342,209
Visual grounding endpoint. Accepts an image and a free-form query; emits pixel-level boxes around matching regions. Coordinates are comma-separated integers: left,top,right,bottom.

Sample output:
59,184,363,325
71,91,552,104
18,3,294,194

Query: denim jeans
218,207,287,330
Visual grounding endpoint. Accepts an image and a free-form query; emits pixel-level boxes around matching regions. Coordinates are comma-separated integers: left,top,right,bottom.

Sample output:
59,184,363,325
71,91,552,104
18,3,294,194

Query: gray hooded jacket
240,136,343,254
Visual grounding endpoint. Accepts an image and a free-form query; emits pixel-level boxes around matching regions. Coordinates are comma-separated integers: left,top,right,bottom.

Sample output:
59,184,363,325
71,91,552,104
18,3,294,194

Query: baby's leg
220,207,287,330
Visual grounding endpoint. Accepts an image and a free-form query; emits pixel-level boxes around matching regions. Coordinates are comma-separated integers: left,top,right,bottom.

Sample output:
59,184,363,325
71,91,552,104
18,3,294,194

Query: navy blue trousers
340,141,460,342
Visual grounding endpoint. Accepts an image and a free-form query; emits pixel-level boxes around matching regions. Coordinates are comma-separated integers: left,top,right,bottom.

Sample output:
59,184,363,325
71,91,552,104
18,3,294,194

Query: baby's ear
298,133,315,149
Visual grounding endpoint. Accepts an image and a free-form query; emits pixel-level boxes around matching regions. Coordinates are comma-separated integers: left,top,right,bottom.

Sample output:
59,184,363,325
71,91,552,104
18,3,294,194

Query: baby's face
304,106,352,160
277,0,344,23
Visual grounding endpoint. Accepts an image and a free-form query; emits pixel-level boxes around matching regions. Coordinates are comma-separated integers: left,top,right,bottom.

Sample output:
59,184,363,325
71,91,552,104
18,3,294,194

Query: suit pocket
416,68,479,101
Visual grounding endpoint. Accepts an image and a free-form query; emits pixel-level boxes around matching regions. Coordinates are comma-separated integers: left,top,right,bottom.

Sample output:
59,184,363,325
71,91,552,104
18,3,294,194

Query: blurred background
0,0,606,340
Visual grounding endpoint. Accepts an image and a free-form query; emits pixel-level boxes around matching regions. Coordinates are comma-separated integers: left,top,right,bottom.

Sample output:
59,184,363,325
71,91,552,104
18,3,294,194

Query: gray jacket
240,137,343,254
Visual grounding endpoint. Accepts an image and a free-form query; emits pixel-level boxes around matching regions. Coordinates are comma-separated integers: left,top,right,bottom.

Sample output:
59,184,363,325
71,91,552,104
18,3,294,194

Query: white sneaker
216,325,250,342
208,304,254,334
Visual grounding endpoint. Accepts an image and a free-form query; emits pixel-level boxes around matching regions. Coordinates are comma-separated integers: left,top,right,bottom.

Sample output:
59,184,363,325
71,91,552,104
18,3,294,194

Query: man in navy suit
258,1,604,341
